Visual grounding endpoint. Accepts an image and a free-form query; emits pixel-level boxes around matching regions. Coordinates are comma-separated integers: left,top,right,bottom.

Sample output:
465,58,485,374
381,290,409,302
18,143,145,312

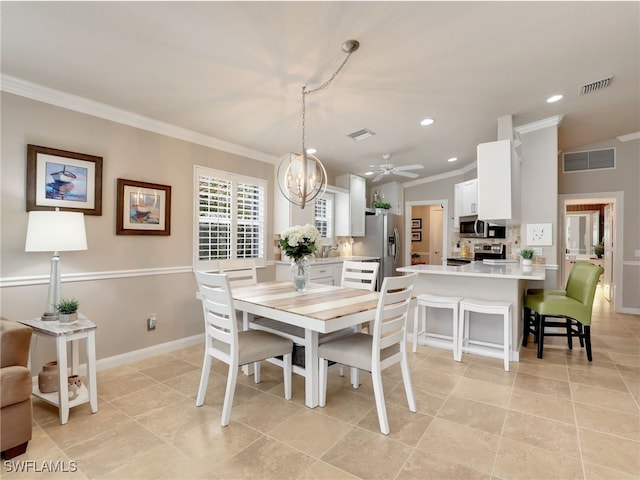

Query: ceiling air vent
563,148,615,173
347,128,375,141
580,76,613,95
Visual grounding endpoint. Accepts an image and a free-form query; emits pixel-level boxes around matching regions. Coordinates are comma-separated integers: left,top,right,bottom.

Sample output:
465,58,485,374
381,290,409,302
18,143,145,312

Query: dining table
231,281,380,408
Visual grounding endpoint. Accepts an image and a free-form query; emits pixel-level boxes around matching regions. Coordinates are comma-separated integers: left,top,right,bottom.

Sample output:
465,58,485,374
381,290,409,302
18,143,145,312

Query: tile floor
3,289,638,479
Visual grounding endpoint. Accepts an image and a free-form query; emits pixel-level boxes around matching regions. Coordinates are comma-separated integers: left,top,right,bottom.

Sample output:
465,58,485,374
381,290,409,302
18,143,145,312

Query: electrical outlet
147,314,157,331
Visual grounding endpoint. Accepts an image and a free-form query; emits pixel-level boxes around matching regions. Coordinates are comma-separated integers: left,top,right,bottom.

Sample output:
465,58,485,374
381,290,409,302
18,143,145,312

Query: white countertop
397,261,546,280
275,256,379,265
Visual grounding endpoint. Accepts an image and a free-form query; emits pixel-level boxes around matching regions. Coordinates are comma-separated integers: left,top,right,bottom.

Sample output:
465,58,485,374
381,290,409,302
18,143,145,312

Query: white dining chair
194,271,293,426
341,260,379,292
318,273,418,435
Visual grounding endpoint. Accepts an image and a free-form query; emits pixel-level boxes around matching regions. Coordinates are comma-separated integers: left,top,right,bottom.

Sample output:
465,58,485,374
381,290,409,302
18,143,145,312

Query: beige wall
0,93,276,370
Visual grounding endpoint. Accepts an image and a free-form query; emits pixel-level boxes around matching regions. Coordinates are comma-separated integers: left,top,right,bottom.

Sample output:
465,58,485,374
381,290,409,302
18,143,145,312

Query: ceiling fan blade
393,171,419,178
372,173,385,182
393,164,424,171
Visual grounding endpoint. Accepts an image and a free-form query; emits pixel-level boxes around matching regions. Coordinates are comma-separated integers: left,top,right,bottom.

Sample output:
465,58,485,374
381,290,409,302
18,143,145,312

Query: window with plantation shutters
194,166,267,270
315,195,333,240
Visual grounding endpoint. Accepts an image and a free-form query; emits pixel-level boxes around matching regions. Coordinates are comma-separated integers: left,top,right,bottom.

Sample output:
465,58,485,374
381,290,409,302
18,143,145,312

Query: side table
18,315,98,424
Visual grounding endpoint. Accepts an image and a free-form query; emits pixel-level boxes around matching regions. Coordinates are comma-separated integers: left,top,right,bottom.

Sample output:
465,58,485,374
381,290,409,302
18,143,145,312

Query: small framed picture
26,144,103,215
411,231,422,242
411,218,422,229
116,178,171,236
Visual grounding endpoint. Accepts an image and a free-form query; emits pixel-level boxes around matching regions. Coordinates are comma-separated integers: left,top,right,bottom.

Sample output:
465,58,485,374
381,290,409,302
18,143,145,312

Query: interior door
603,203,613,302
429,207,444,265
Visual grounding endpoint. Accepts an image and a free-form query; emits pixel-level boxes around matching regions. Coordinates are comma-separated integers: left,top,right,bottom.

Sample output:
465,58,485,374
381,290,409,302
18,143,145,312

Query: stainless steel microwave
459,216,506,238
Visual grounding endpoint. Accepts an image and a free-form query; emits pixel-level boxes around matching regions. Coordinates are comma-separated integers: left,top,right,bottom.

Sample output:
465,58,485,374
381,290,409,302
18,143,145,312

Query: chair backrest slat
372,274,417,355
218,259,258,288
195,271,237,355
341,261,380,291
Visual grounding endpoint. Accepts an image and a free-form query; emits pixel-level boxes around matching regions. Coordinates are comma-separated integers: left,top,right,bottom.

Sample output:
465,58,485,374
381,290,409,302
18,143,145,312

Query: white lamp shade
25,210,88,252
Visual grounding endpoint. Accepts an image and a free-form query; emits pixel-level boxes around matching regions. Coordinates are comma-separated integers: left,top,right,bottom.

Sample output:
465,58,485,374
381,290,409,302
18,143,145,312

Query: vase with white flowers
280,224,321,292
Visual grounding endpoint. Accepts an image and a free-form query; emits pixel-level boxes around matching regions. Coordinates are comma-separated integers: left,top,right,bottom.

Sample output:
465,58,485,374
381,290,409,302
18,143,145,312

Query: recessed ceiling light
420,118,435,126
448,157,458,162
546,94,563,103
306,148,317,154
364,171,374,176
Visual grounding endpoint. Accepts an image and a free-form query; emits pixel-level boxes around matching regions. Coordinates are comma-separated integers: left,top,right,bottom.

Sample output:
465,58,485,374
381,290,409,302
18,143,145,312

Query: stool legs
459,299,511,371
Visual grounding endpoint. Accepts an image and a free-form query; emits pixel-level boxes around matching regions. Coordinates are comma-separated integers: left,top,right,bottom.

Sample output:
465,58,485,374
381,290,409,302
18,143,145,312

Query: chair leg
319,358,328,407
413,305,421,353
220,363,239,426
283,353,292,400
195,353,212,406
371,365,390,435
584,325,592,361
566,318,573,350
400,351,417,412
537,314,545,359
577,322,585,347
350,367,360,389
254,361,261,383
523,306,531,346
452,305,460,362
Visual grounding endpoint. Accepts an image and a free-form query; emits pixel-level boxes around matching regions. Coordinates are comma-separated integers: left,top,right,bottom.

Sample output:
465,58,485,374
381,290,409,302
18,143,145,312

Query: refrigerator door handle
393,227,399,265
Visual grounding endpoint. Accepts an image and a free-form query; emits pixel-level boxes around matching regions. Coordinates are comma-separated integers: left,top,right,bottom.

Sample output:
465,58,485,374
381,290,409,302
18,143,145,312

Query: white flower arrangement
280,224,321,260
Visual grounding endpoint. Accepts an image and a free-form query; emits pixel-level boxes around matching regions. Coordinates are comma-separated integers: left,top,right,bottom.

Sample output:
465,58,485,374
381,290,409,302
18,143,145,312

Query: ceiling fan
368,154,424,182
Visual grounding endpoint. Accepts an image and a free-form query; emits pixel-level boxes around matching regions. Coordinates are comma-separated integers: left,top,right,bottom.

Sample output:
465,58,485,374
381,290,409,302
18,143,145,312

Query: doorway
405,200,448,267
559,192,622,309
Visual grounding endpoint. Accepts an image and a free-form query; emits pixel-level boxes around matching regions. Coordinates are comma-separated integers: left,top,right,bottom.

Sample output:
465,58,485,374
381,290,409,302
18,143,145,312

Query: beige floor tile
385,379,445,416
501,411,580,458
109,382,185,418
583,461,640,480
160,367,203,399
32,397,67,426
396,451,490,480
410,367,460,398
216,436,316,480
299,460,359,480
463,361,516,386
357,402,432,446
516,360,569,381
519,346,567,366
269,409,351,458
575,403,640,440
97,363,140,382
139,357,199,382
607,351,640,367
514,372,572,399
415,418,500,475
493,437,583,480
315,388,376,424
411,353,470,376
450,376,513,407
231,391,305,432
321,427,413,480
197,371,265,410
509,387,576,425
571,382,640,413
436,395,507,435
96,371,159,403
580,427,640,476
568,368,629,392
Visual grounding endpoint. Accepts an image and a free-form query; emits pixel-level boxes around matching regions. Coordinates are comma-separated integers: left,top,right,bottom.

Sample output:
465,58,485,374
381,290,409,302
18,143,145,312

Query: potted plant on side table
57,297,79,324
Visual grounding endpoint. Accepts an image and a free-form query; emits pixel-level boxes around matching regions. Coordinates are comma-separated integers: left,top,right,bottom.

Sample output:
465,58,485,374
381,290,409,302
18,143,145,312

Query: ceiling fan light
448,157,458,162
364,171,374,176
547,94,563,103
306,147,317,154
420,117,435,126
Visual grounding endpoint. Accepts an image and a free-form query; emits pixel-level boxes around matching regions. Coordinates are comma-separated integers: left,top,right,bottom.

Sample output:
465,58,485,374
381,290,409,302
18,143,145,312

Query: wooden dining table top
231,281,380,322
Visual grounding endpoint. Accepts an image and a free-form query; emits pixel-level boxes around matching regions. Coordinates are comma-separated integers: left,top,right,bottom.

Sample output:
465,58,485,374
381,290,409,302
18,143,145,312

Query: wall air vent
347,128,375,141
563,148,615,173
580,76,613,95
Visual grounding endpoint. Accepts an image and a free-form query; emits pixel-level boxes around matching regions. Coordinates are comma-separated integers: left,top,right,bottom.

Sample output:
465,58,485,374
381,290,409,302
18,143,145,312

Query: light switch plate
635,249,640,257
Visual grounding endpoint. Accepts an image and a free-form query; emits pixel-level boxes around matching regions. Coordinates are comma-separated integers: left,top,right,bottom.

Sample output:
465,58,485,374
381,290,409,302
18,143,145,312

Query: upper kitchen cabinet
335,173,366,236
454,178,478,225
477,139,512,221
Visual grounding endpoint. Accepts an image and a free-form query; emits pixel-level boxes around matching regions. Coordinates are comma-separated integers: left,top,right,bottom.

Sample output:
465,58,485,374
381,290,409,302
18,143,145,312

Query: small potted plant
57,297,79,324
372,201,391,214
520,249,535,266
594,243,604,258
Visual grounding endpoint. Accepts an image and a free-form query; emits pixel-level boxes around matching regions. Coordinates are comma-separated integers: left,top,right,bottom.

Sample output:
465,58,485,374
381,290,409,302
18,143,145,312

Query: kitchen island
398,262,546,362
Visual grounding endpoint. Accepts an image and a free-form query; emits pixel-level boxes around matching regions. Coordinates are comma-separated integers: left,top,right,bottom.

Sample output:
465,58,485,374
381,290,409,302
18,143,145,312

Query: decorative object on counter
38,361,59,393
277,39,359,210
57,297,79,323
411,253,420,265
594,242,604,258
67,375,82,401
459,244,471,258
25,208,88,321
280,224,321,292
520,249,535,266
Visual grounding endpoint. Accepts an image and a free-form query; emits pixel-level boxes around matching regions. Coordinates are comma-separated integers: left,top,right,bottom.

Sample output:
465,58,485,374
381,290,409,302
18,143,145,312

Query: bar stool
458,298,512,371
413,293,463,360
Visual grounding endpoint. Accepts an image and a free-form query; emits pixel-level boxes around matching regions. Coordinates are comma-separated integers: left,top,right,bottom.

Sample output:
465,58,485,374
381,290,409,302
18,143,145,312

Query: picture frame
411,231,422,242
27,144,103,215
116,178,171,236
411,218,422,229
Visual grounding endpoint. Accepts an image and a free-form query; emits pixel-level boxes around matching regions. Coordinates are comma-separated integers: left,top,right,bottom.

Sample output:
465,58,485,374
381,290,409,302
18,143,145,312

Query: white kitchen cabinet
275,262,335,285
454,178,478,226
335,174,366,237
477,139,512,221
326,185,350,237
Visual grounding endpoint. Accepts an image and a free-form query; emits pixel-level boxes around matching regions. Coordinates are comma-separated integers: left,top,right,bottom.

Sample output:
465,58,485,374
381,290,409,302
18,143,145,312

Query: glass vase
291,256,311,292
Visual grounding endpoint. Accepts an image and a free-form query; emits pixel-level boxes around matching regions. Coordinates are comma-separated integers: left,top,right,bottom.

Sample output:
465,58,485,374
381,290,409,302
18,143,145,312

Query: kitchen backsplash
453,225,522,259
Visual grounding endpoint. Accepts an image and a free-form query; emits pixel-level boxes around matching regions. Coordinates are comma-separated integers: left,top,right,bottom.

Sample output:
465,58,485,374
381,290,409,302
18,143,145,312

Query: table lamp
25,209,87,320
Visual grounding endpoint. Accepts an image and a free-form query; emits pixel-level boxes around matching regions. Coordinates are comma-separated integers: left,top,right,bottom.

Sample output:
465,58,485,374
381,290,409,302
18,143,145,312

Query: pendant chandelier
278,39,360,209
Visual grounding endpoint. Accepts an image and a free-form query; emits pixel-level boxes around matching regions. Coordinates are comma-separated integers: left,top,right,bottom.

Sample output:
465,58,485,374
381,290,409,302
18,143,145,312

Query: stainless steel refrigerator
352,212,401,290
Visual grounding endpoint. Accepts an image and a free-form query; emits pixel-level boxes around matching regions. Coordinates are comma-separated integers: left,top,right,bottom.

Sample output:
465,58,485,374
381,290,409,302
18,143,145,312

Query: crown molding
514,115,564,135
617,131,640,142
1,74,278,164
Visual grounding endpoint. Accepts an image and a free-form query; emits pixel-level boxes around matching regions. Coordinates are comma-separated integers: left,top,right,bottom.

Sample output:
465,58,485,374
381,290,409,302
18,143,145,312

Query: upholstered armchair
0,318,33,459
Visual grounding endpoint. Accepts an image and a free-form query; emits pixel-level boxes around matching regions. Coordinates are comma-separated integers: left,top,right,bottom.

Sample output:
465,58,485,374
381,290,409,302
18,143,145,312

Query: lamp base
41,312,60,321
